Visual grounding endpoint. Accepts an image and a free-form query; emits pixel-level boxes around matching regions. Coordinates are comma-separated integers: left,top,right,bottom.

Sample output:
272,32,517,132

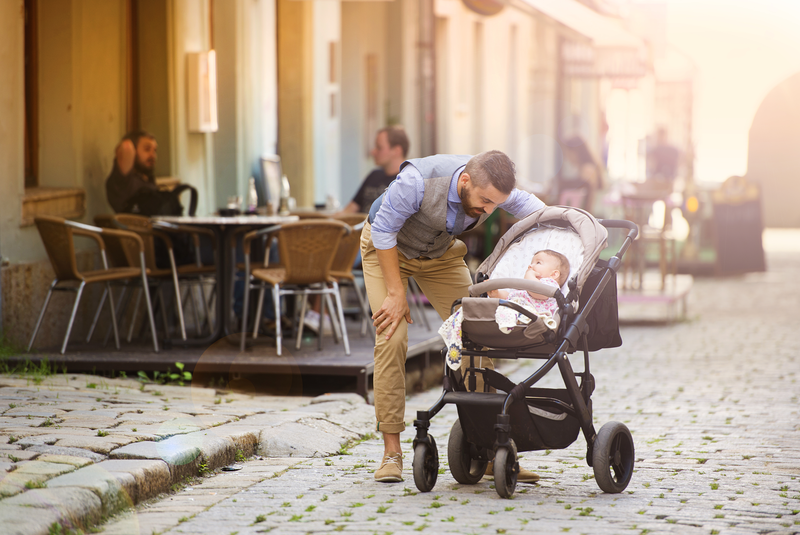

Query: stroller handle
597,219,639,240
597,219,639,271
468,277,559,298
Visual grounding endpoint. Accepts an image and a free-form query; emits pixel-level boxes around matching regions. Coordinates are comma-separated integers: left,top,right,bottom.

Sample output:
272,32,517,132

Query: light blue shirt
371,164,546,250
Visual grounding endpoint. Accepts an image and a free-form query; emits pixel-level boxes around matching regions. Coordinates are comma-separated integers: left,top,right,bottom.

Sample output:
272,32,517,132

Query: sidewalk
0,374,374,534
4,230,800,534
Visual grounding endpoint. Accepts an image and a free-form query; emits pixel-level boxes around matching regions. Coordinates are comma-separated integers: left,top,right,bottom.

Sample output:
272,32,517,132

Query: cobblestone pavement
3,232,799,535
94,231,800,535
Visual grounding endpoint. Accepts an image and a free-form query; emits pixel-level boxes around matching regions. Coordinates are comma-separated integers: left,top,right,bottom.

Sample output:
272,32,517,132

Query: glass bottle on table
247,177,258,214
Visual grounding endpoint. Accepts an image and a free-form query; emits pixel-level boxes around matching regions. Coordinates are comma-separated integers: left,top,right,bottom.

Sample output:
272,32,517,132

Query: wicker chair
111,214,189,340
28,216,159,354
240,219,350,355
329,213,373,337
154,219,218,336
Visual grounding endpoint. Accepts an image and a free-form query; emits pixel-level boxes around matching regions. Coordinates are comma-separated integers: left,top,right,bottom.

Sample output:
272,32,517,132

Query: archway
747,71,800,227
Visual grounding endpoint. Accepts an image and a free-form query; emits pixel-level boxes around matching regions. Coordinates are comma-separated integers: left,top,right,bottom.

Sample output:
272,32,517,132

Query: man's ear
458,172,471,186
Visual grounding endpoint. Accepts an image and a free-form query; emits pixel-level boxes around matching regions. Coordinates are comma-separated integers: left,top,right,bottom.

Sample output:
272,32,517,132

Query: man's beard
134,158,156,183
459,182,484,218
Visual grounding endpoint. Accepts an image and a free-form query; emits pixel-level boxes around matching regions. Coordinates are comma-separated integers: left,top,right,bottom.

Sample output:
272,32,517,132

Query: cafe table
153,214,299,345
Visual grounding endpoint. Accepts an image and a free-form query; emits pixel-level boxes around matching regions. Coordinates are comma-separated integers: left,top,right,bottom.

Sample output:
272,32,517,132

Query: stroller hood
475,206,608,297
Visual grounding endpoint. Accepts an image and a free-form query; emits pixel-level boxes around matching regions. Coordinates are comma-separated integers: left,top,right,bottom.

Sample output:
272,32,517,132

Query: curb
0,393,374,535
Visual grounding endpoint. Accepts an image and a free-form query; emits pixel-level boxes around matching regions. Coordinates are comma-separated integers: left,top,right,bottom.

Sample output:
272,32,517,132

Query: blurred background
2,0,799,342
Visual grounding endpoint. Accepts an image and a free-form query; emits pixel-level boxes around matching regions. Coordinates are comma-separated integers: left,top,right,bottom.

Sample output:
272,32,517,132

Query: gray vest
396,154,491,260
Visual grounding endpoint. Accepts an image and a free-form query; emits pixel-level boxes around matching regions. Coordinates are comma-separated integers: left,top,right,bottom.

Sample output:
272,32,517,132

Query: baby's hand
526,266,541,279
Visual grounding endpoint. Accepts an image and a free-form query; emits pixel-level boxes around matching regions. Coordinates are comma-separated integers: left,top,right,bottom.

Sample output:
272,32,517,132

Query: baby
490,249,570,333
438,249,570,370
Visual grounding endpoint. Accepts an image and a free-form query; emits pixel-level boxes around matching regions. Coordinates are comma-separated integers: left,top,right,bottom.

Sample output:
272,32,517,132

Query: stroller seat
460,206,608,349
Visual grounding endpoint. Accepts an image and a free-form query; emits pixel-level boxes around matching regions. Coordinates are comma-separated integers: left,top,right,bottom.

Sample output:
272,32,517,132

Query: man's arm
499,189,546,219
368,166,425,339
115,139,136,176
372,247,413,340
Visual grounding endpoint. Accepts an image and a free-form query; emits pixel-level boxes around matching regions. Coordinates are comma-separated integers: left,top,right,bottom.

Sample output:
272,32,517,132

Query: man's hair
538,249,570,286
464,150,515,194
123,130,156,148
378,125,410,158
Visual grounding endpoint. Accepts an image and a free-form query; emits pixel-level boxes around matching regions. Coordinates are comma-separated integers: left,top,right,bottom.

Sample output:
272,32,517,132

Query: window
24,0,39,189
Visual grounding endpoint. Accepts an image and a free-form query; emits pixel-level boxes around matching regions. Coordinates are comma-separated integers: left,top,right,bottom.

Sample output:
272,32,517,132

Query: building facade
1,0,657,347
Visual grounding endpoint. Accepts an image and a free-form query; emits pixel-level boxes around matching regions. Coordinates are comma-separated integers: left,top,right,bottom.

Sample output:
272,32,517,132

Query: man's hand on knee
373,294,412,340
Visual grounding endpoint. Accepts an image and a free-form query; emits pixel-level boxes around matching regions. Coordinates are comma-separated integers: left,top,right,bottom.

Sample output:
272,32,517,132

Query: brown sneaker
374,452,403,482
484,461,540,483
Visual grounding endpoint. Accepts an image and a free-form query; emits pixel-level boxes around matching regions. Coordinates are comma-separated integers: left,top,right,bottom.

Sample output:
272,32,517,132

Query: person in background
106,131,158,213
305,126,411,334
647,127,680,183
556,136,604,212
341,126,409,214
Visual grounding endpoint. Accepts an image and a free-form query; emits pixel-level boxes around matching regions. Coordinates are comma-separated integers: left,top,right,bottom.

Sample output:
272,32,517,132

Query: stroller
411,206,639,498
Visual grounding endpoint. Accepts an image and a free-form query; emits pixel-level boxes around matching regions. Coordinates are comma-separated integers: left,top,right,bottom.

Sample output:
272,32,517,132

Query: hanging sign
562,40,647,79
462,0,506,16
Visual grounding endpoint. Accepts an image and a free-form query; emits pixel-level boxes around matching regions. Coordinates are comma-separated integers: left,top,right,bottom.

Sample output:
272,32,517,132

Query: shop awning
522,0,643,48
522,0,648,77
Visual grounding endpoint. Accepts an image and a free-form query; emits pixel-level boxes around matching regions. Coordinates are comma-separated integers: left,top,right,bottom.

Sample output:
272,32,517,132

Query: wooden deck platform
13,309,446,401
617,273,694,324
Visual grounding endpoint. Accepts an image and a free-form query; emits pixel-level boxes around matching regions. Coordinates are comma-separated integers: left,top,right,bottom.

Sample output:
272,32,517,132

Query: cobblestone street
93,230,800,535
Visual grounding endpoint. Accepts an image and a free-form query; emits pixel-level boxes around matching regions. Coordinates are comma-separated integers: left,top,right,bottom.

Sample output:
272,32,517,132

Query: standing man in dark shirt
647,127,681,183
342,126,409,214
106,131,158,213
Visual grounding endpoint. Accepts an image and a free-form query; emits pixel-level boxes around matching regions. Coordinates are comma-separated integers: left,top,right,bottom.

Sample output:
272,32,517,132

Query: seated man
341,125,409,214
106,131,159,214
305,126,411,334
105,130,198,267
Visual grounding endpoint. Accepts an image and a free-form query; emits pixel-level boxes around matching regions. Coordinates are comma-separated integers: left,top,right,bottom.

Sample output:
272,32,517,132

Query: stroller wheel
592,421,635,493
412,436,439,492
448,419,488,485
493,440,518,499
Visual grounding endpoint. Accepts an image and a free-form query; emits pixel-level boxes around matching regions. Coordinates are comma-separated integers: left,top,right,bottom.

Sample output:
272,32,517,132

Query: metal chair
621,186,677,291
154,220,218,336
240,219,350,355
28,216,159,354
112,214,188,340
329,213,374,338
93,215,217,342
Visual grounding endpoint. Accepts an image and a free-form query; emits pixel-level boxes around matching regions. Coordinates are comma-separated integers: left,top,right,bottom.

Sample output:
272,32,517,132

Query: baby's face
528,252,560,280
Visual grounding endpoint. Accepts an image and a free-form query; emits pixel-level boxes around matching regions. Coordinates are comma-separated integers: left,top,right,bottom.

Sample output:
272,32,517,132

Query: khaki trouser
361,222,493,434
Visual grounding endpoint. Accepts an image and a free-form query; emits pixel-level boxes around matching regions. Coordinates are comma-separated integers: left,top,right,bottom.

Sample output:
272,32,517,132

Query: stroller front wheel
493,440,518,499
592,421,635,493
448,419,488,485
412,436,439,492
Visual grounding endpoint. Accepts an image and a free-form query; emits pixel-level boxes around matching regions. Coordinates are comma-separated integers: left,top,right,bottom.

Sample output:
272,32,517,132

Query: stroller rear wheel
592,421,635,493
447,419,488,485
412,436,439,492
493,439,518,499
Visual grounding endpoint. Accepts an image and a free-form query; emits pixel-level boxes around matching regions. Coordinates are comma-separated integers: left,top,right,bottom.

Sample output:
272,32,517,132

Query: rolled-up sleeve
499,189,546,219
371,166,425,250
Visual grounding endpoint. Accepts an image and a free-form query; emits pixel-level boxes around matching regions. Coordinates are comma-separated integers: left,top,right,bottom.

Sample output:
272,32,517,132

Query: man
342,125,409,214
646,127,680,182
106,131,159,213
361,150,546,483
105,131,199,268
305,126,410,334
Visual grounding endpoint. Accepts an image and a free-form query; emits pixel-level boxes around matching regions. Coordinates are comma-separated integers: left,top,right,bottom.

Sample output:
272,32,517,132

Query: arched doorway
747,72,800,227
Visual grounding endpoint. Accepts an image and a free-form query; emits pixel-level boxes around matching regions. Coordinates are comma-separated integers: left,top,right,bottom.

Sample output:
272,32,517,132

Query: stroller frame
411,218,639,498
